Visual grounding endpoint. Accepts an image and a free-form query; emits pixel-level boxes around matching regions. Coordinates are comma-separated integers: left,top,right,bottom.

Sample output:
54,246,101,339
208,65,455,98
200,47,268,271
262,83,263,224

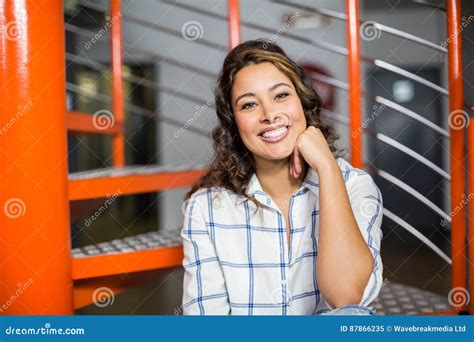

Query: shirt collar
239,165,320,205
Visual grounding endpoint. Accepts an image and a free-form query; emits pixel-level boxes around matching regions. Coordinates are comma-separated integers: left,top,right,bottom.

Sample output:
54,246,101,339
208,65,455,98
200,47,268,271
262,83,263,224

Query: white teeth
261,126,288,138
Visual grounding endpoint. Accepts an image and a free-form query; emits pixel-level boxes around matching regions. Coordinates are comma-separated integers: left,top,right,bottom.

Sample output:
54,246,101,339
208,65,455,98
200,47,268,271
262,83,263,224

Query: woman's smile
258,125,290,143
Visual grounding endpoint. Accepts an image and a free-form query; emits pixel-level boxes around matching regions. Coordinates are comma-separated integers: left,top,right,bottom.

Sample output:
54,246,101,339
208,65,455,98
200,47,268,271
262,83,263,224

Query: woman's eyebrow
269,82,291,91
234,82,291,106
234,92,254,106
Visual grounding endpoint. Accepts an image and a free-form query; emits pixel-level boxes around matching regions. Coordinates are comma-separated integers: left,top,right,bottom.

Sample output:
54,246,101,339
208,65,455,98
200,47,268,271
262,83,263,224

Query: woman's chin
249,141,295,162
257,149,293,161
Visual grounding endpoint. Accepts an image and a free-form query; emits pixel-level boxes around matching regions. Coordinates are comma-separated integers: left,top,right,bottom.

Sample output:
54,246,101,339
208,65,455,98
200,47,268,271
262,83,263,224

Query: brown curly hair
184,39,343,208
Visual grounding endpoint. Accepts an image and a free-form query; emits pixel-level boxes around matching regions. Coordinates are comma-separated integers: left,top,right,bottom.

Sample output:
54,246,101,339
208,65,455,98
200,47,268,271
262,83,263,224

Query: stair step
68,163,205,201
72,230,181,258
372,281,451,315
72,229,183,280
69,163,204,180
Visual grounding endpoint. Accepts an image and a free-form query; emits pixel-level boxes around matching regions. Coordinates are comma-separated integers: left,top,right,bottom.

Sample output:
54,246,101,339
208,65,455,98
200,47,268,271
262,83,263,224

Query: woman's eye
241,102,256,110
275,92,289,100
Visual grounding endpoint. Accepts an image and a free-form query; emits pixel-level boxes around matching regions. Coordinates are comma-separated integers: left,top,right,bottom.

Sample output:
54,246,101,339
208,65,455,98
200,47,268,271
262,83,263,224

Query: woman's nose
260,102,280,123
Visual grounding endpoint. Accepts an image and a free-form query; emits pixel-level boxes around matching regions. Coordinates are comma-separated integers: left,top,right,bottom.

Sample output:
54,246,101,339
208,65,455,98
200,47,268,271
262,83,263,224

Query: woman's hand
290,126,337,178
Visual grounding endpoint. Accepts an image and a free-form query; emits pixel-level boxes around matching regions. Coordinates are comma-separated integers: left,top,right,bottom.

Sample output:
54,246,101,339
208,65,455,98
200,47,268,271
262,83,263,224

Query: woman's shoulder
335,157,381,193
186,186,241,210
335,157,381,197
188,186,238,200
184,186,244,220
335,157,372,182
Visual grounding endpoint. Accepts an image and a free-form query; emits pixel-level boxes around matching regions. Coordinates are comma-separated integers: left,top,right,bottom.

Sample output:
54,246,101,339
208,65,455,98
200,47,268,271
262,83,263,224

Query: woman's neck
254,157,307,199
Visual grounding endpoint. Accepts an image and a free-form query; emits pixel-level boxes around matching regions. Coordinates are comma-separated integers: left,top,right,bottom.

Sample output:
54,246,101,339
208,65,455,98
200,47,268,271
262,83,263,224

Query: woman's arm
291,126,383,309
316,160,372,307
181,194,231,315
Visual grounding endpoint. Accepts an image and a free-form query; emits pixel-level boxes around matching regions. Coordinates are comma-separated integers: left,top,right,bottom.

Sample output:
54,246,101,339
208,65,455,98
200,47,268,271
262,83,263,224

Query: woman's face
231,62,307,164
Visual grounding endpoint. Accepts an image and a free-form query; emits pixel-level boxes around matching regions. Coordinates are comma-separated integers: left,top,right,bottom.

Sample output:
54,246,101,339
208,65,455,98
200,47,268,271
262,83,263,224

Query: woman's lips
258,126,289,143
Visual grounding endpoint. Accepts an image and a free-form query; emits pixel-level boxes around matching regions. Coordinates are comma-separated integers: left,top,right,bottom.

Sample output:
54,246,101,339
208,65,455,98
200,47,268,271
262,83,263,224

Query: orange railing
346,0,362,169
446,0,467,313
110,0,125,167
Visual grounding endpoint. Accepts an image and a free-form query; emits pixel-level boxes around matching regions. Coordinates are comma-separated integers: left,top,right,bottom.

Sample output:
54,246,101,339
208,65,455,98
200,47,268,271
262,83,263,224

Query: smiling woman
181,39,384,315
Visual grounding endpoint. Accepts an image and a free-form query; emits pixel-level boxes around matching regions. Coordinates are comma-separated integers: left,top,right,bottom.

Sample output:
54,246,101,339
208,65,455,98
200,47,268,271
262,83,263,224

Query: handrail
65,23,216,79
366,165,451,222
275,0,446,53
65,53,214,109
365,22,447,53
297,71,449,138
271,0,348,21
321,109,451,180
162,0,349,55
73,0,225,50
370,59,448,95
368,131,450,180
383,209,451,264
374,96,449,138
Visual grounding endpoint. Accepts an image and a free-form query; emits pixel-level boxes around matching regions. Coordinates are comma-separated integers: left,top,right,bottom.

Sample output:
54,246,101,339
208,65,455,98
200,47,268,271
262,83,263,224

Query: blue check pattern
181,157,383,315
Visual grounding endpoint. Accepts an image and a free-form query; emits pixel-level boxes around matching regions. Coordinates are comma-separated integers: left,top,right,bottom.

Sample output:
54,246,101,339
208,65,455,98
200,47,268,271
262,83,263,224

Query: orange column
0,1,73,314
346,0,363,168
227,0,240,50
111,0,125,167
446,0,467,312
